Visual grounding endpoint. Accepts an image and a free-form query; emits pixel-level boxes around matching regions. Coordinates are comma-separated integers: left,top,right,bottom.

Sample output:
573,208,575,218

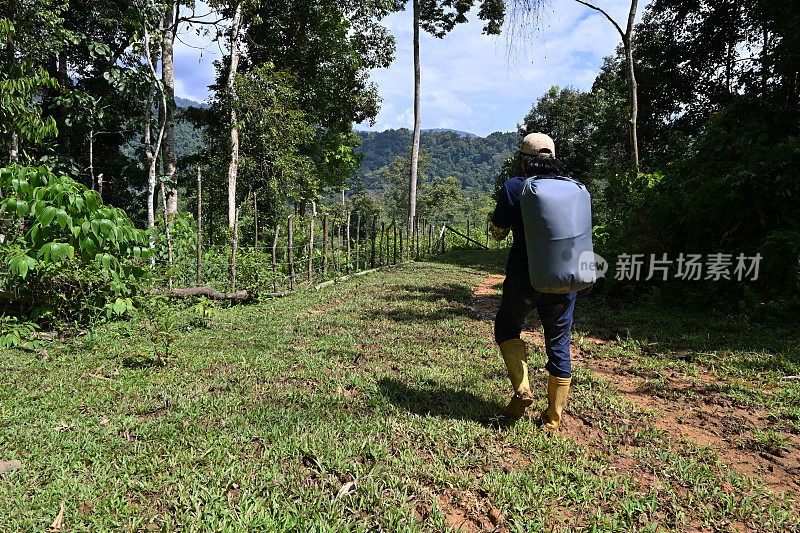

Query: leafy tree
235,63,315,228
519,86,601,190
380,152,430,220
418,175,463,222
0,3,66,161
509,0,641,171
240,0,397,204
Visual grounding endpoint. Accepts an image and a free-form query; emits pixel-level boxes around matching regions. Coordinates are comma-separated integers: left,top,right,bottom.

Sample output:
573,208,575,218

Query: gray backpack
519,176,595,294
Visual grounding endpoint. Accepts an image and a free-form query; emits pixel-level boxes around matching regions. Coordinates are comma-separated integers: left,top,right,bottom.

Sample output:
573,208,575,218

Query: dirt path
471,274,800,496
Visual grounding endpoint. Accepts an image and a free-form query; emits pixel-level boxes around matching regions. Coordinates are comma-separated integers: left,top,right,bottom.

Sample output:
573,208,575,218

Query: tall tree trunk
162,0,179,217
6,2,18,163
145,83,156,230
408,0,421,231
574,0,639,171
624,39,639,172
761,28,769,98
88,127,95,192
625,0,639,172
142,11,168,244
226,2,243,229
9,135,19,164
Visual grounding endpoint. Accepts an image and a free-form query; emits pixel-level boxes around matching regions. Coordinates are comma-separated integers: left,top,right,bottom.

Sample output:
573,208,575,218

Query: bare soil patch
471,275,800,496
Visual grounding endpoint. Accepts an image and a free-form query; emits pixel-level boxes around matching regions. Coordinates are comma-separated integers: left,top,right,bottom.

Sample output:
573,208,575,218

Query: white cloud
171,2,221,104
358,1,640,135
171,1,641,133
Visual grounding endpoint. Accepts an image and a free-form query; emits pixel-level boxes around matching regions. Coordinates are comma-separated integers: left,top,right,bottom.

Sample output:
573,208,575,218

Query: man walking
490,132,577,428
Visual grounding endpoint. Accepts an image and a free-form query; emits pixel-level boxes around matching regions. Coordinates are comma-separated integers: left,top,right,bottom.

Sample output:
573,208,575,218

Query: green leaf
112,297,127,315
56,209,72,229
39,205,56,226
81,236,97,257
8,253,35,279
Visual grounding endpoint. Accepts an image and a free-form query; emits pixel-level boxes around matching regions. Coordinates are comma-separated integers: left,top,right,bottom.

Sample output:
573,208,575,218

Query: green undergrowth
0,249,797,531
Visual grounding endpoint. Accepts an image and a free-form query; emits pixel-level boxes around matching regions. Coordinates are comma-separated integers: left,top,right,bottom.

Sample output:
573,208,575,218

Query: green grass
1,249,798,531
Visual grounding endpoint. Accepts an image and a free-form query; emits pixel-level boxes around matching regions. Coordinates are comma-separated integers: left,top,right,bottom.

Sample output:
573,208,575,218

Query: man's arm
490,183,512,241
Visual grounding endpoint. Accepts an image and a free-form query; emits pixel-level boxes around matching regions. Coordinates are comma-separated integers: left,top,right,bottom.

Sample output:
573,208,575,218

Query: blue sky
172,1,638,137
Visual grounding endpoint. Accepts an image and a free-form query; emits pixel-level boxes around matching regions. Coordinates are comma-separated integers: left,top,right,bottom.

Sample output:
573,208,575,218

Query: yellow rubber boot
541,375,571,430
499,339,534,419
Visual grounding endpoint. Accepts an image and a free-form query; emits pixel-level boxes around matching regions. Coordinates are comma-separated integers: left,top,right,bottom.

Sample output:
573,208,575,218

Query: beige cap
519,132,555,158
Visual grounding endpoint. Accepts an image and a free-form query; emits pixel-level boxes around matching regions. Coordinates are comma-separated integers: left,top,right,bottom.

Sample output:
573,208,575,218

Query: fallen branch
150,285,250,300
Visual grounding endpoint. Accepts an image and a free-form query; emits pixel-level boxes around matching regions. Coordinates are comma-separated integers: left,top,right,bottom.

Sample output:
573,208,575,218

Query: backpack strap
529,174,586,189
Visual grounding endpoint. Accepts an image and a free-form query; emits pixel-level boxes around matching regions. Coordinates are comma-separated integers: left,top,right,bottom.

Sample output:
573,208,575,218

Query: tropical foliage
0,165,149,324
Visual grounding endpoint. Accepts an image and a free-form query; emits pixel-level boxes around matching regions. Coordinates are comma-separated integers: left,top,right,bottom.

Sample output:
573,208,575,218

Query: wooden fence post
335,219,341,272
418,218,422,258
160,183,174,288
399,224,404,262
439,224,446,254
414,219,419,260
370,214,377,268
288,214,296,291
196,168,202,286
272,225,280,293
231,207,239,292
253,192,258,248
393,220,397,264
346,211,351,272
378,221,384,265
308,209,315,283
322,213,329,275
355,213,361,272
428,224,432,255
406,216,412,260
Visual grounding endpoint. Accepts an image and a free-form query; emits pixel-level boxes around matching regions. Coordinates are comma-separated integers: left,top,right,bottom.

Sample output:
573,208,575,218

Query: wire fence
0,208,511,300
149,214,511,297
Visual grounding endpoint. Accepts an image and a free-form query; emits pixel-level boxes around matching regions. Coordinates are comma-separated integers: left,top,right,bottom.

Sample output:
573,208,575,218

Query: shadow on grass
424,247,508,273
367,283,476,323
378,377,505,425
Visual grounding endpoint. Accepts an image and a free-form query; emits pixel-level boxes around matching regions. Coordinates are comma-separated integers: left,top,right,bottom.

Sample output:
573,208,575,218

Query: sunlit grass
0,249,797,530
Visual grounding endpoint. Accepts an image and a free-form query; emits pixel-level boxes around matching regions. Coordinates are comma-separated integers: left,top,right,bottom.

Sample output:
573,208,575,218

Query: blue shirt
491,173,559,274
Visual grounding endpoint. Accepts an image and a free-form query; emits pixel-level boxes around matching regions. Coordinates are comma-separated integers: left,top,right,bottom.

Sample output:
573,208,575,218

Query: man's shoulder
503,176,526,192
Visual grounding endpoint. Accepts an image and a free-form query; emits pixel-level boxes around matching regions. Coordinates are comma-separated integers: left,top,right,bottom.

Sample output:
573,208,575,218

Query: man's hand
491,223,510,241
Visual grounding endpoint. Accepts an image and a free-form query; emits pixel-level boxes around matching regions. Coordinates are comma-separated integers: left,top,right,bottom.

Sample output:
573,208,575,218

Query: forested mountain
174,99,205,161
167,115,519,194
355,129,518,193
119,98,204,163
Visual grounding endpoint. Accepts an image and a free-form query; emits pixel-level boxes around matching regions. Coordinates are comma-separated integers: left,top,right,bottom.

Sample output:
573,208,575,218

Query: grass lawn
1,249,798,531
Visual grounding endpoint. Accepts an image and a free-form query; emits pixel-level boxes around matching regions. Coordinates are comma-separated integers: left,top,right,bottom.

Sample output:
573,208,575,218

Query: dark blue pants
494,270,577,378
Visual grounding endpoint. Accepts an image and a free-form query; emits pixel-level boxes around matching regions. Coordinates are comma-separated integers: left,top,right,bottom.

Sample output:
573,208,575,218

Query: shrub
0,164,149,325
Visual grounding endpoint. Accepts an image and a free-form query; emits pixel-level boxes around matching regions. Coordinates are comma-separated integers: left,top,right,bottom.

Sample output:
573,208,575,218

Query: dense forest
1,0,799,335
355,129,518,193
153,113,519,197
